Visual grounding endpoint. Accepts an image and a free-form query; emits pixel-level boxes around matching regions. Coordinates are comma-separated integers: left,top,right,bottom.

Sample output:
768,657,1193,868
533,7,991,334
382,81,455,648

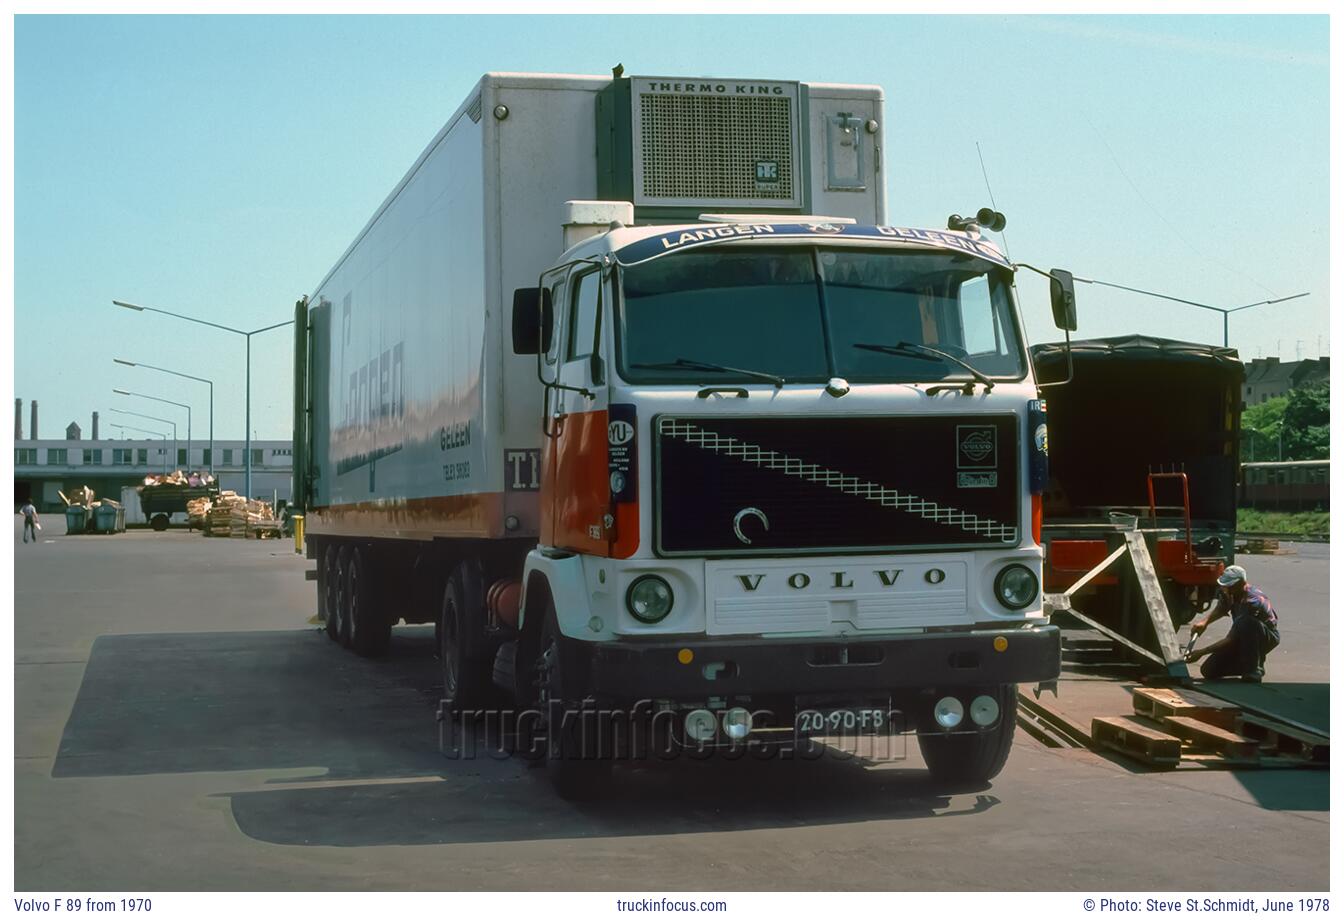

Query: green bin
93,504,123,534
65,506,90,535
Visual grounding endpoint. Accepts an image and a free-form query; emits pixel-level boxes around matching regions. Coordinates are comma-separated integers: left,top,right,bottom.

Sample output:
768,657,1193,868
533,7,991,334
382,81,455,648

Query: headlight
994,564,1039,610
626,574,674,623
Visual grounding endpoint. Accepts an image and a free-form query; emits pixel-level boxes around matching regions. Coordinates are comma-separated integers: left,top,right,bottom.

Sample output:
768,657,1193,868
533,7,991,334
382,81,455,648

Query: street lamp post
1244,424,1284,463
109,423,170,472
1070,279,1309,348
113,299,293,498
107,408,177,470
114,359,214,476
113,389,191,470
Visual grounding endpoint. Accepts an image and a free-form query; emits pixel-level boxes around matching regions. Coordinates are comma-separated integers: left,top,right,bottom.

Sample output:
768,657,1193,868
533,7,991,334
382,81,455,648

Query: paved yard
12,522,1330,890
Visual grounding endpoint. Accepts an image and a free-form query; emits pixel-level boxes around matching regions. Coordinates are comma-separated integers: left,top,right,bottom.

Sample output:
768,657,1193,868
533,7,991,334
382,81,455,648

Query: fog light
723,707,753,740
994,564,1039,610
626,575,674,623
934,696,964,729
970,694,1000,726
684,709,717,743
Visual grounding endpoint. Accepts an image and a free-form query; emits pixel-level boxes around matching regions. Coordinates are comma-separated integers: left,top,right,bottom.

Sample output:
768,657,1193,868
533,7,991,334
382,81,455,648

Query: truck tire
535,610,611,800
439,571,494,713
348,546,391,658
917,685,1017,786
333,545,353,648
322,545,340,642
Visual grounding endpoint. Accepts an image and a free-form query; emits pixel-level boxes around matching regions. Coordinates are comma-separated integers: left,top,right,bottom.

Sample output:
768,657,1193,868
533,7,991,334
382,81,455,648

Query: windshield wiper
852,341,995,392
630,358,786,388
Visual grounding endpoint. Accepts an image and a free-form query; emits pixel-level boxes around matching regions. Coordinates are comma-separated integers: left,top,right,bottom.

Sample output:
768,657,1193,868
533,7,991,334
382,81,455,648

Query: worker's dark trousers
1201,616,1279,679
22,521,36,543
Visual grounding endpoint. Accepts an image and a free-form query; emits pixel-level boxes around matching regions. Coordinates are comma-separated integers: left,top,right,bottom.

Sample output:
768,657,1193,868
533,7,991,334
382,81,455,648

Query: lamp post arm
114,300,248,335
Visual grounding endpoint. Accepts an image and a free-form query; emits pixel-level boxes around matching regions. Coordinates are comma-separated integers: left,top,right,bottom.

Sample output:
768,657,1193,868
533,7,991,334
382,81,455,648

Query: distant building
1243,356,1330,405
13,435,293,512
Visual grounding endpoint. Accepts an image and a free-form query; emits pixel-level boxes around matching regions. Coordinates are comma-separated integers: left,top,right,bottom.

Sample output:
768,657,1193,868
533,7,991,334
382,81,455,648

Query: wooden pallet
1131,687,1242,730
1101,686,1331,770
1161,716,1260,760
1238,714,1330,764
1093,716,1182,768
1238,537,1297,556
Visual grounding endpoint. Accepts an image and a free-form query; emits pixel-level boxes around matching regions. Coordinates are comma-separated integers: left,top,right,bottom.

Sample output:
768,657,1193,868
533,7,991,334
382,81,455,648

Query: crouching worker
1185,565,1280,682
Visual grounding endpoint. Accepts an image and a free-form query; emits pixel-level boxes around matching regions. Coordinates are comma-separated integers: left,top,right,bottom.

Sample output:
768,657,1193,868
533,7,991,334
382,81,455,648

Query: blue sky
12,14,1330,440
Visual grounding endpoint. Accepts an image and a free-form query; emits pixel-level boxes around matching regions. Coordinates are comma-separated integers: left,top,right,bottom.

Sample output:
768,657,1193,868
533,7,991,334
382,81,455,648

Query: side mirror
1049,269,1078,332
512,287,553,355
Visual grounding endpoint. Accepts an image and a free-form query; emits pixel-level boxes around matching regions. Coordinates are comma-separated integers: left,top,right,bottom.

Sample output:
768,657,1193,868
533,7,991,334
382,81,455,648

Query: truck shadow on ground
221,765,999,848
52,627,1001,846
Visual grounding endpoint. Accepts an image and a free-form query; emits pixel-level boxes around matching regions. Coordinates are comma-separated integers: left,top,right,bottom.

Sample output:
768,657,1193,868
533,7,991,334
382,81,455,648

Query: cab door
540,263,611,554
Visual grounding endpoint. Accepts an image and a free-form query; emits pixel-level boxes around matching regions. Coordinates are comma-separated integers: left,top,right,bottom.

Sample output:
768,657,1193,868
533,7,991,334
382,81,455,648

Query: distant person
19,500,40,544
1185,565,1280,682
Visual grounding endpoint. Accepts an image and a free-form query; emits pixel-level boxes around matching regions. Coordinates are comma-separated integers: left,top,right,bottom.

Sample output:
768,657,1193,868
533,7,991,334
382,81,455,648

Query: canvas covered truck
292,71,1067,795
1031,336,1240,659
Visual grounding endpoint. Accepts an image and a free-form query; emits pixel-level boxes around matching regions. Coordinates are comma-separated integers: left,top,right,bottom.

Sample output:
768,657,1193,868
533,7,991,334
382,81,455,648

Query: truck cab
512,208,1063,792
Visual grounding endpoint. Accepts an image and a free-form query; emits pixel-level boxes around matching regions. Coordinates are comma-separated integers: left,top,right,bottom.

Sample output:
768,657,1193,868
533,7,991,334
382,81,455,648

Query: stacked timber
203,492,279,538
205,491,241,536
233,497,280,538
186,497,212,529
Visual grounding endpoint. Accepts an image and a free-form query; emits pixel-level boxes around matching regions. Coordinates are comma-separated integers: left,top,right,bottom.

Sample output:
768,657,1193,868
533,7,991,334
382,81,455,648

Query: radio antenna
975,141,1011,262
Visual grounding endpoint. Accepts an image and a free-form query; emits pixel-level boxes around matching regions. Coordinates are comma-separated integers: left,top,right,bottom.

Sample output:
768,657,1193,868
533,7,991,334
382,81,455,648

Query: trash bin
65,506,90,535
93,503,122,534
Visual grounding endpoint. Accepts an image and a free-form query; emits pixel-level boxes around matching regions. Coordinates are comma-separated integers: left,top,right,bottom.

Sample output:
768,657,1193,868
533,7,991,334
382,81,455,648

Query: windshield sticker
614,223,1010,268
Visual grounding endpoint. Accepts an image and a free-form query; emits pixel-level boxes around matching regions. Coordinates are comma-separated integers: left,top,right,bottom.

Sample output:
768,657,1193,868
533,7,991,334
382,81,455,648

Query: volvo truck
292,72,1069,795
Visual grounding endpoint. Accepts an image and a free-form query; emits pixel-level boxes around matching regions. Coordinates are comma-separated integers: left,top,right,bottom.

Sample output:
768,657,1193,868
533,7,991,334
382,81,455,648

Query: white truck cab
512,208,1064,792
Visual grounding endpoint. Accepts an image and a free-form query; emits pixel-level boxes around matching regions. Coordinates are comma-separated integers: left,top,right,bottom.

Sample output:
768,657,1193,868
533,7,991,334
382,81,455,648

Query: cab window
567,269,601,361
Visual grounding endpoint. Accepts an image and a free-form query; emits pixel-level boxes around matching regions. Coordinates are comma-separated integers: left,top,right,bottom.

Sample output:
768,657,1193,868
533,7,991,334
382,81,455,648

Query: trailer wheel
917,685,1017,786
535,609,611,800
439,571,494,713
348,547,391,658
333,545,354,648
322,545,340,641
150,513,169,532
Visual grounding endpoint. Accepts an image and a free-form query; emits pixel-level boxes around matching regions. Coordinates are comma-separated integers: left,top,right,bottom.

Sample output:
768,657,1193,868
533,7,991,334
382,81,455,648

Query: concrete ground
12,520,1330,891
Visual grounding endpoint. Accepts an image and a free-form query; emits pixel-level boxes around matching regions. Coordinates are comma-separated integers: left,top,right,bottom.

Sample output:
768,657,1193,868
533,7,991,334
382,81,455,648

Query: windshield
616,246,1026,385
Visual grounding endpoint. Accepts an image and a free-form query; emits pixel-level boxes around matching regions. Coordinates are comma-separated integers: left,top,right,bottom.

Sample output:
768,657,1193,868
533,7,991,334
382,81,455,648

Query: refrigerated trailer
293,72,1069,795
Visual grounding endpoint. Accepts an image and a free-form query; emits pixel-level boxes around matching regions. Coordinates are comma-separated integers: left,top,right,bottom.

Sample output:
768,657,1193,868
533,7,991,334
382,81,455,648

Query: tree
1280,380,1329,461
1241,395,1287,462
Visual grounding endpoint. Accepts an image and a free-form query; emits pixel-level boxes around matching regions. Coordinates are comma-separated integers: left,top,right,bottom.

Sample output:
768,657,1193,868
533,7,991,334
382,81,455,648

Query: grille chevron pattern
659,418,1018,544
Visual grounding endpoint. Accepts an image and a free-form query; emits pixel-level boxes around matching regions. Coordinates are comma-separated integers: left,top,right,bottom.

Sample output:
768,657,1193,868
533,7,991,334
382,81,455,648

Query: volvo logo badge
733,507,769,545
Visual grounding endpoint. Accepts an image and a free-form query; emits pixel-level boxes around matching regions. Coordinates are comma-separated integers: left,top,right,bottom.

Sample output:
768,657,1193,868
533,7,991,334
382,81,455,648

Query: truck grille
654,414,1021,556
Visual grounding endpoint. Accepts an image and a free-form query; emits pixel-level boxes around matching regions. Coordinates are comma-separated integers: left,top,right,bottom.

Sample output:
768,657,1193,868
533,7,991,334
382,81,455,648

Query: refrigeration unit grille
637,93,796,203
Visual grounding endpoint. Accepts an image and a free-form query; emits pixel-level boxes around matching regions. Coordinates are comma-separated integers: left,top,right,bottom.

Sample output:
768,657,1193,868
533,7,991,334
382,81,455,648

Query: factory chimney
31,401,38,440
92,411,100,441
14,398,22,440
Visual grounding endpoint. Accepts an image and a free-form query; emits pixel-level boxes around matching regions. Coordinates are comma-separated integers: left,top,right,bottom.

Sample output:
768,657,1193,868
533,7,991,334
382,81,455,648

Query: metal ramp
1043,523,1190,680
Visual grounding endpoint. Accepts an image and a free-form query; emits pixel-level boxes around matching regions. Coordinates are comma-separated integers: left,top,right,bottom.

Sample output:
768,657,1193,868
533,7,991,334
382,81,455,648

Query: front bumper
584,624,1060,700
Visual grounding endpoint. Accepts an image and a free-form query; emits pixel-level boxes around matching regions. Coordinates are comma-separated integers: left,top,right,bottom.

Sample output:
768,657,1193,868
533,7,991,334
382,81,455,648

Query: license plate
796,708,893,735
